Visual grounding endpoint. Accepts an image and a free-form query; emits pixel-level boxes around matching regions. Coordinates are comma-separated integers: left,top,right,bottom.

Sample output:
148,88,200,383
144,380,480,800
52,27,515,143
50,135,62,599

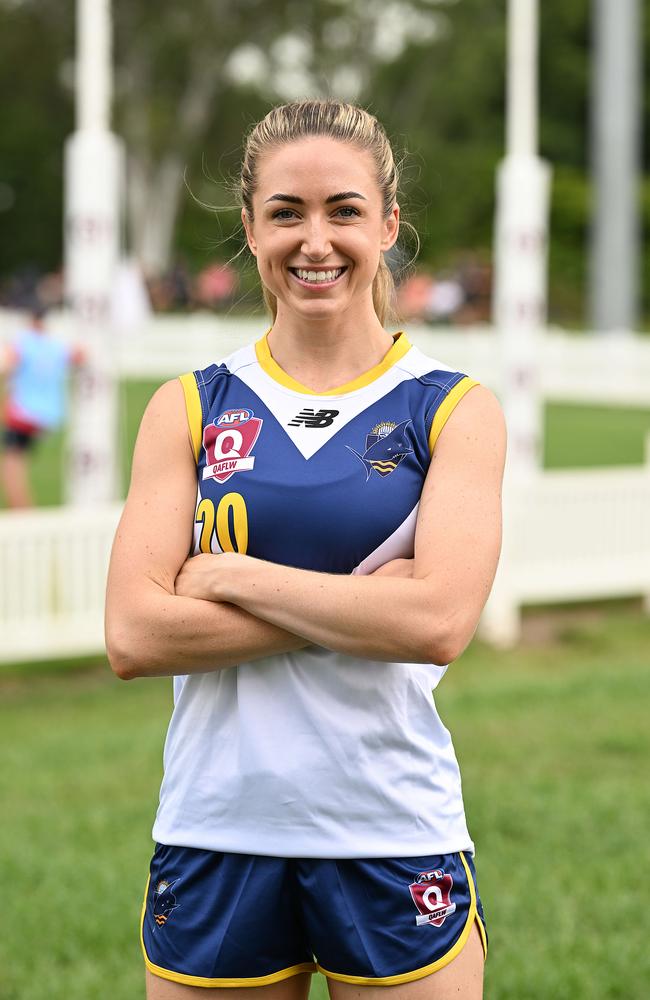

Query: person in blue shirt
1,305,81,507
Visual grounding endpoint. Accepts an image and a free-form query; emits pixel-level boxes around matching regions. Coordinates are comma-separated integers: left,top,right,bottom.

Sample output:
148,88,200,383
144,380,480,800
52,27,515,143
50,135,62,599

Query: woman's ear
242,208,258,256
381,204,400,252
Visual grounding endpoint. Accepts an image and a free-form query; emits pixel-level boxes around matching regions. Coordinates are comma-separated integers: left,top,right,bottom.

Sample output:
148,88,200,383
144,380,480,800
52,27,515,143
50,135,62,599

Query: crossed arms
105,378,506,680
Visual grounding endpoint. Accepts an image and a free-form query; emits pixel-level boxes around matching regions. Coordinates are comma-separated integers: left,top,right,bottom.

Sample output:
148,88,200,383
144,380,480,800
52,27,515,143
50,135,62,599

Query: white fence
0,504,121,663
481,464,650,646
1,465,649,662
2,310,650,404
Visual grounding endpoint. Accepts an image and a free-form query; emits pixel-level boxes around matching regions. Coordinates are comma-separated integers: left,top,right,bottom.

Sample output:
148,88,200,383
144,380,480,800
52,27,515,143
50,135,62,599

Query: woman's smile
287,265,348,288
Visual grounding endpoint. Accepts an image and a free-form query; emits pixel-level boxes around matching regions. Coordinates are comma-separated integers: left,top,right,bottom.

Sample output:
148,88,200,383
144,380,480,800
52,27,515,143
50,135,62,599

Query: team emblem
203,408,263,484
347,419,413,480
409,869,456,927
152,878,180,927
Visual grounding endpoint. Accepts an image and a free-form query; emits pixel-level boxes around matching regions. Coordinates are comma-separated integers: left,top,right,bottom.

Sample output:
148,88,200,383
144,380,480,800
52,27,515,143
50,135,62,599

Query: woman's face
243,136,399,323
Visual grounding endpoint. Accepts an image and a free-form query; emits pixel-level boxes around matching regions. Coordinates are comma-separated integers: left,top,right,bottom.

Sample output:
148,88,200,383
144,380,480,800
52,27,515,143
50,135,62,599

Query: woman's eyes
335,206,360,219
271,206,360,221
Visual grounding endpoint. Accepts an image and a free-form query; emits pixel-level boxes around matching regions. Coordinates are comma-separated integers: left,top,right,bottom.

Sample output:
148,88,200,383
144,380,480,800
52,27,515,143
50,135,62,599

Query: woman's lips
288,266,348,288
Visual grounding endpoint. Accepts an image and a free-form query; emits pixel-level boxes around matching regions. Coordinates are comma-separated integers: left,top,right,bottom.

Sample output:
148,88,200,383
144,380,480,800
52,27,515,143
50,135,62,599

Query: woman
106,99,506,1000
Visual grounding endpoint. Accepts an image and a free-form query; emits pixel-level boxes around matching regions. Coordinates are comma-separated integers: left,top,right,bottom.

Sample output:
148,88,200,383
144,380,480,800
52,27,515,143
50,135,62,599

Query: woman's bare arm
104,379,308,680
175,385,506,665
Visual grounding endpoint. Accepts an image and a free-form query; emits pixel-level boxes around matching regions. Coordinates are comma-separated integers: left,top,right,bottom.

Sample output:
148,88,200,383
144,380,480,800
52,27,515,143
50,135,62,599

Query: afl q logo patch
409,869,456,927
202,408,263,484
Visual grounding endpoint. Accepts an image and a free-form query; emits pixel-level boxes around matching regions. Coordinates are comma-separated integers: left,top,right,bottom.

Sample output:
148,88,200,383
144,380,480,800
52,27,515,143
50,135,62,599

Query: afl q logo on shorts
202,408,263,484
409,869,456,927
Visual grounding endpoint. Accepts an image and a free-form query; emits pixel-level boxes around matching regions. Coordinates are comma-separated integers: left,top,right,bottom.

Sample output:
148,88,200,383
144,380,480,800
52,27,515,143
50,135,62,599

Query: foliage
0,0,73,278
1,0,649,323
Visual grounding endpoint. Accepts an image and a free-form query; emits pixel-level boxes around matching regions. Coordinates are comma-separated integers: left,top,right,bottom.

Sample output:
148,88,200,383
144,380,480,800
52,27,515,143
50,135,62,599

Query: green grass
1,609,649,999
544,402,650,468
13,384,650,510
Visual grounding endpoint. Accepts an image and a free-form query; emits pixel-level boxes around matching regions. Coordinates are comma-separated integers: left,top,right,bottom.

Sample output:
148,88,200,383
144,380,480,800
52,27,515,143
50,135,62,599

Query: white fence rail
0,504,121,662
2,310,650,405
1,466,649,662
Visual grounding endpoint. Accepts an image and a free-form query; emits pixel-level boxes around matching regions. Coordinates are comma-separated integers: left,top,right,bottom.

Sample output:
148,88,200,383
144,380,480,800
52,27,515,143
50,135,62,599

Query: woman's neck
267,305,396,394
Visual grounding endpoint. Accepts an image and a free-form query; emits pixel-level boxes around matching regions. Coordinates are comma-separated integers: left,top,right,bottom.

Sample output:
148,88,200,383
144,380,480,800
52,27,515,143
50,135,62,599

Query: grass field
18,380,650,507
1,608,649,999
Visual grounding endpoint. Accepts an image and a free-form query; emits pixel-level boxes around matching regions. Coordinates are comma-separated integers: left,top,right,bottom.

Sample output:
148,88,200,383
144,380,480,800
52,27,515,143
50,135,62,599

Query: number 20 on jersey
195,493,248,554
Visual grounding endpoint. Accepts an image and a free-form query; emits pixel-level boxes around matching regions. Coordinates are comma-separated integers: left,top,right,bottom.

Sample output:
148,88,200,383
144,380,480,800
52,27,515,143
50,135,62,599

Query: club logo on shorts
203,408,263,484
152,878,180,927
346,419,413,481
409,868,456,927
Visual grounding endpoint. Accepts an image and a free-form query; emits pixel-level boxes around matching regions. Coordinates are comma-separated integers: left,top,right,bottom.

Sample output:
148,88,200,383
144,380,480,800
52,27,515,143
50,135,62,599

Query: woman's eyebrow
264,191,367,204
325,191,367,203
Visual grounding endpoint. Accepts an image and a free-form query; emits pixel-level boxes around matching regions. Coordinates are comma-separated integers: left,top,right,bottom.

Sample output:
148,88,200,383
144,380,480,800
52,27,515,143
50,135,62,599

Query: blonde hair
240,100,400,326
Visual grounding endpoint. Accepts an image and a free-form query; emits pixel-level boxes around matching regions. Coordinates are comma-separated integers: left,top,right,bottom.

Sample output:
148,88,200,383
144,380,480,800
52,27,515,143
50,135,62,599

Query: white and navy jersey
152,332,480,859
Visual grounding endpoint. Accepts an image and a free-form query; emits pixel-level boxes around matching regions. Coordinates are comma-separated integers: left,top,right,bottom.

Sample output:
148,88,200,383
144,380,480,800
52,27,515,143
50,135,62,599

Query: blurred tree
113,0,445,277
367,0,505,269
0,0,73,284
1,0,648,325
370,0,598,325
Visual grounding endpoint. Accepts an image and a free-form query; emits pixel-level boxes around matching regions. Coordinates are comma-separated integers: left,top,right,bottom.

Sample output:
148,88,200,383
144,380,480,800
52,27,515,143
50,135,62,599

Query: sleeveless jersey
152,332,479,859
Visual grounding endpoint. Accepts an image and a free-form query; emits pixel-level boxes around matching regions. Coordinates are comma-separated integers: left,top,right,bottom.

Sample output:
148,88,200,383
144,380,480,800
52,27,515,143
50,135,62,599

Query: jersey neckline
254,332,412,397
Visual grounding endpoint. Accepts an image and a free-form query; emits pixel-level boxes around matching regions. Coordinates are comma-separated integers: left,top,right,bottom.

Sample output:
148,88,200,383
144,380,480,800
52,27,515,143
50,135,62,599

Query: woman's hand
175,551,247,602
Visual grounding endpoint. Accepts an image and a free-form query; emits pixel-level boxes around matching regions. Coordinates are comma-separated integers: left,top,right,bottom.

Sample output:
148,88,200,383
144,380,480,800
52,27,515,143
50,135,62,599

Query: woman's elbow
105,621,146,680
106,642,138,681
423,619,476,666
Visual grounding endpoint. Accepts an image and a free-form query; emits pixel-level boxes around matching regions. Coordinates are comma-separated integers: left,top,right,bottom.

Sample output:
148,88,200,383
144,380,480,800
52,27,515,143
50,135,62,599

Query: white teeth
295,267,344,283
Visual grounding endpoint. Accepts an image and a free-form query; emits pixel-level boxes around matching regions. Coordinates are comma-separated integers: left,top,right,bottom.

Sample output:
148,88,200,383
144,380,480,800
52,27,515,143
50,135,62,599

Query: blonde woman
106,100,506,1000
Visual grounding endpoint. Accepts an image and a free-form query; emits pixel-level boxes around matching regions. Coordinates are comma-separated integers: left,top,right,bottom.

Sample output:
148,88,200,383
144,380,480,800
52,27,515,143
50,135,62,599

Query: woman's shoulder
395,335,470,383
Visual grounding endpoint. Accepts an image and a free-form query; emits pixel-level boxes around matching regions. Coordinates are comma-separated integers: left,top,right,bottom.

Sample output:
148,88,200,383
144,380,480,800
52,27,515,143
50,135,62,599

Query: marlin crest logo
153,878,180,927
347,419,413,480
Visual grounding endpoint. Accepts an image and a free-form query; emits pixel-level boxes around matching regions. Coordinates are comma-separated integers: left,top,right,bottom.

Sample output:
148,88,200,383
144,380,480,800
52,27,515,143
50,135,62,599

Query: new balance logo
288,408,340,429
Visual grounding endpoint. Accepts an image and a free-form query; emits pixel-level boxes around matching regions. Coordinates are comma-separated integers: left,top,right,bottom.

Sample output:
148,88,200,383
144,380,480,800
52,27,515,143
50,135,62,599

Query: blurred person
36,269,64,310
395,270,435,321
112,257,153,333
455,257,492,325
106,99,505,1000
428,272,465,324
167,259,194,310
3,264,42,311
1,304,82,508
195,261,239,310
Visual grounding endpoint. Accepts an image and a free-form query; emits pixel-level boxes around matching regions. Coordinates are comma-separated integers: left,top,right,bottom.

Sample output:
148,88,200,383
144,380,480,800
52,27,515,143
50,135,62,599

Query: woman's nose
301,218,332,260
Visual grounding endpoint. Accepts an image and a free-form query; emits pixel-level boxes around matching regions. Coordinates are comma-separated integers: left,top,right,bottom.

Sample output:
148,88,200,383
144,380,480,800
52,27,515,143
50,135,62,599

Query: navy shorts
3,426,40,450
141,844,487,989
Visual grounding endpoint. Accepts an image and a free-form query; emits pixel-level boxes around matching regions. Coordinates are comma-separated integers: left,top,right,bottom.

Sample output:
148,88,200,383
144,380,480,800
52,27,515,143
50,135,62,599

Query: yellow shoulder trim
178,372,202,464
140,875,315,987
318,851,480,986
428,377,480,454
255,332,412,396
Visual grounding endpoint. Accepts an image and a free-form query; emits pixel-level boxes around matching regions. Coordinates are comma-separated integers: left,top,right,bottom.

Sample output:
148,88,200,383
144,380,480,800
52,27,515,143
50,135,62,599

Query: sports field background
2,387,650,998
